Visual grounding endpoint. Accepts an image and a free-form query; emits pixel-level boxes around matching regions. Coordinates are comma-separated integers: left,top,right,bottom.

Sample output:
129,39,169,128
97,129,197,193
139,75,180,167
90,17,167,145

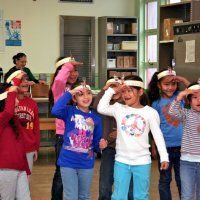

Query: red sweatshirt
16,97,40,152
0,92,30,175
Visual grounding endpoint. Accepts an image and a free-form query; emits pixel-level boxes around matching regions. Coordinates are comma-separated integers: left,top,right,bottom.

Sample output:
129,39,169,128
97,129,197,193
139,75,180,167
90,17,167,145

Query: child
93,78,133,200
0,81,31,199
11,73,40,172
51,82,102,200
49,56,82,200
97,75,169,200
169,81,200,200
147,68,190,200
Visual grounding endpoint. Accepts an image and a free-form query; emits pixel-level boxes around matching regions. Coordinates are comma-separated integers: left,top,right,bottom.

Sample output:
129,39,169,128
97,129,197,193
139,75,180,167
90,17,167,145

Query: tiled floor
30,147,179,200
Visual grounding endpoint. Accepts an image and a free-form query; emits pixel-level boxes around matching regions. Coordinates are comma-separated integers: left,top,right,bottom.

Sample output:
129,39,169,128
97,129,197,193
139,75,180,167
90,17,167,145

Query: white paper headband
124,80,144,88
0,91,8,100
157,70,176,80
6,70,23,83
55,57,83,68
106,78,121,85
188,84,200,90
74,85,91,91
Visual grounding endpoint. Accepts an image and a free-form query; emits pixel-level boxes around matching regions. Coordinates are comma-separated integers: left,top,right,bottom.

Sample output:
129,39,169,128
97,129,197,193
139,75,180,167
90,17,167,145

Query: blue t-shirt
152,92,183,147
52,91,102,169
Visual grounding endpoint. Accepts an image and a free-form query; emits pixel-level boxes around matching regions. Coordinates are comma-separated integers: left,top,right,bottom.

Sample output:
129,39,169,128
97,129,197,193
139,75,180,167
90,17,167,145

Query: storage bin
107,22,114,34
121,41,138,50
113,43,120,50
107,59,116,68
107,43,113,50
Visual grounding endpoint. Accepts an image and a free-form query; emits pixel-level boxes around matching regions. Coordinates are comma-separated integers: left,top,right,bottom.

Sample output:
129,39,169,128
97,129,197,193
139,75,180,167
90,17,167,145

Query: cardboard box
129,56,136,68
131,23,137,34
121,41,138,50
163,18,177,40
124,56,130,68
117,56,124,68
107,22,114,35
107,59,116,68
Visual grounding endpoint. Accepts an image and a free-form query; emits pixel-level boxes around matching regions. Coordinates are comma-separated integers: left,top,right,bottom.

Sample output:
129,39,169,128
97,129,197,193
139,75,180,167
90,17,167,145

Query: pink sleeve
52,63,74,102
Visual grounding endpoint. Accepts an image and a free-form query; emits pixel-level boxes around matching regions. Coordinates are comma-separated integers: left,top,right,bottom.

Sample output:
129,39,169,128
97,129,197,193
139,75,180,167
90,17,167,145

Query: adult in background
4,52,46,85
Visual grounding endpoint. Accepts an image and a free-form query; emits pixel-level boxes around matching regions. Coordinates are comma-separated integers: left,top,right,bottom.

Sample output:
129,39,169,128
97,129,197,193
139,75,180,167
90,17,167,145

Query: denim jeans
112,161,151,200
180,160,200,200
51,134,64,200
98,147,133,200
158,146,181,200
60,167,94,200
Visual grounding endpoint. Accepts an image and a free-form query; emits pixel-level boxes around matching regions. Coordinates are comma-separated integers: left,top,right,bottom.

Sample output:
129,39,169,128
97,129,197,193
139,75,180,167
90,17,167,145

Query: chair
31,84,49,98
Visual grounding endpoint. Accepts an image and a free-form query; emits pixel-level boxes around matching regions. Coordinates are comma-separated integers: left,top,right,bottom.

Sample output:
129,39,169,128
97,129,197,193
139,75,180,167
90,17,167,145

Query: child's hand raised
8,86,19,93
99,138,108,149
103,82,120,91
160,161,169,170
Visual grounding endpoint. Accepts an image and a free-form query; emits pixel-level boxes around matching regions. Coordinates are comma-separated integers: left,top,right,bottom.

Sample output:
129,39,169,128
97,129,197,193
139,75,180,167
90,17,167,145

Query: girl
169,82,200,200
97,75,169,200
49,56,82,200
4,52,46,85
14,73,40,172
93,78,133,200
0,81,31,199
51,81,102,200
147,69,190,200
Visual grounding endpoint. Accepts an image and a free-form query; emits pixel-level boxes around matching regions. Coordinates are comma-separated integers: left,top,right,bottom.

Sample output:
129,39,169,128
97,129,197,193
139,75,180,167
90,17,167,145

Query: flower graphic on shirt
162,104,180,128
121,114,146,136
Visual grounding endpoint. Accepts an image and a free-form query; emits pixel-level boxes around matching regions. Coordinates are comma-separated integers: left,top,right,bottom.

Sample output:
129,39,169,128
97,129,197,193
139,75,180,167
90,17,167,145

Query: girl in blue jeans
51,81,102,200
148,69,190,200
169,82,200,200
98,75,169,200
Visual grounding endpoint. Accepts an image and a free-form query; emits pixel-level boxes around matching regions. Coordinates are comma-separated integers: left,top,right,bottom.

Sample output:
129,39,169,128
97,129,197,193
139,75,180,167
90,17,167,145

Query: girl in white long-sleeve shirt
97,75,169,200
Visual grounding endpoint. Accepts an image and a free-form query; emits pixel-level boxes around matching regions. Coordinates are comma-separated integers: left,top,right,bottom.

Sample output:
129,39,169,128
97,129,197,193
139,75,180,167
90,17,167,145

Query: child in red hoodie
13,73,40,172
0,76,31,199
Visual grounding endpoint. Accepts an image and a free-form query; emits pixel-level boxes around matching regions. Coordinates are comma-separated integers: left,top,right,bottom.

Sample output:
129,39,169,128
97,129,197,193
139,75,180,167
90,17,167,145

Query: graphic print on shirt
64,114,95,154
121,114,146,136
162,104,180,128
15,105,34,129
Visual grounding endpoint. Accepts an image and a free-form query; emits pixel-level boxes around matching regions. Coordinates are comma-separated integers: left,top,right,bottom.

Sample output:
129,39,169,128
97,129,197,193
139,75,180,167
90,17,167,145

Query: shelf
107,50,137,52
159,40,174,43
107,68,137,71
107,34,137,37
161,1,191,8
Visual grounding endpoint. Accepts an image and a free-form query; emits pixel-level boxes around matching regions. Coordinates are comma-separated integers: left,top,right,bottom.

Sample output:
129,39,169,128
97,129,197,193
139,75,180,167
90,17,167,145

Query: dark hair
124,75,149,106
12,53,26,64
48,57,79,110
147,69,179,105
0,83,19,138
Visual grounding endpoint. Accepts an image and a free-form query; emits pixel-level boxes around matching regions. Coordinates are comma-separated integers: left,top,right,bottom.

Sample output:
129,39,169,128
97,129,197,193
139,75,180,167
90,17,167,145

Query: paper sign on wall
5,20,21,46
185,40,195,63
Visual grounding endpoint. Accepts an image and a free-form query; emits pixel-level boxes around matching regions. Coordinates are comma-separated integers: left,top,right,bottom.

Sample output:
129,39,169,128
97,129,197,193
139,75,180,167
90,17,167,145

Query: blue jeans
180,160,200,200
51,134,64,200
112,161,151,200
60,167,94,200
158,146,181,200
98,147,133,200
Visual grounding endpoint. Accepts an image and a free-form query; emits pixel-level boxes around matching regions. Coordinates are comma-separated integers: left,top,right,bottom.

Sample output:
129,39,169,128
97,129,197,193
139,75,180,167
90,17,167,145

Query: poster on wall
5,20,21,46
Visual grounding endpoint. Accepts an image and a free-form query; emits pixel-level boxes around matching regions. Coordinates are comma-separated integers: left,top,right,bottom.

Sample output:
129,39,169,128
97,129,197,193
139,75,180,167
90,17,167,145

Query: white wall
0,0,136,74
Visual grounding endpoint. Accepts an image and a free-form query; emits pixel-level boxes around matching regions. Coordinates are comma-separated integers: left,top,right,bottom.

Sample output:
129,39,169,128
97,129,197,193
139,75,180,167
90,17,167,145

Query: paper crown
124,80,144,88
6,70,23,84
55,57,83,68
157,69,176,80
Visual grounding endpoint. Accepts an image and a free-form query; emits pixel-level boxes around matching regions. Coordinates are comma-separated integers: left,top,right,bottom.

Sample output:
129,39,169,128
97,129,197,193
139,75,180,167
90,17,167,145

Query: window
139,0,159,87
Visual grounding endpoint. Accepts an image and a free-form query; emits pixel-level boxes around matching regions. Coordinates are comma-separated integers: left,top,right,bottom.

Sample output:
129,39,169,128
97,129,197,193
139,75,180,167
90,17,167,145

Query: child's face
159,75,177,99
68,67,79,85
190,91,200,112
121,86,143,107
18,76,29,93
73,88,93,112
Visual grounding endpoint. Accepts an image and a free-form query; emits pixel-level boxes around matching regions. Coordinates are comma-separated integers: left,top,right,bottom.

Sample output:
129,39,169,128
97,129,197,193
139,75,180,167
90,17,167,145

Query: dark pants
51,134,64,200
98,147,133,200
158,146,181,200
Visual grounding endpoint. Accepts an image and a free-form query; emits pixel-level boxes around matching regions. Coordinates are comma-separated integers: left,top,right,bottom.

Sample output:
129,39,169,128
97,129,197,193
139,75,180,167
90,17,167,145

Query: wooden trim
39,118,56,131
